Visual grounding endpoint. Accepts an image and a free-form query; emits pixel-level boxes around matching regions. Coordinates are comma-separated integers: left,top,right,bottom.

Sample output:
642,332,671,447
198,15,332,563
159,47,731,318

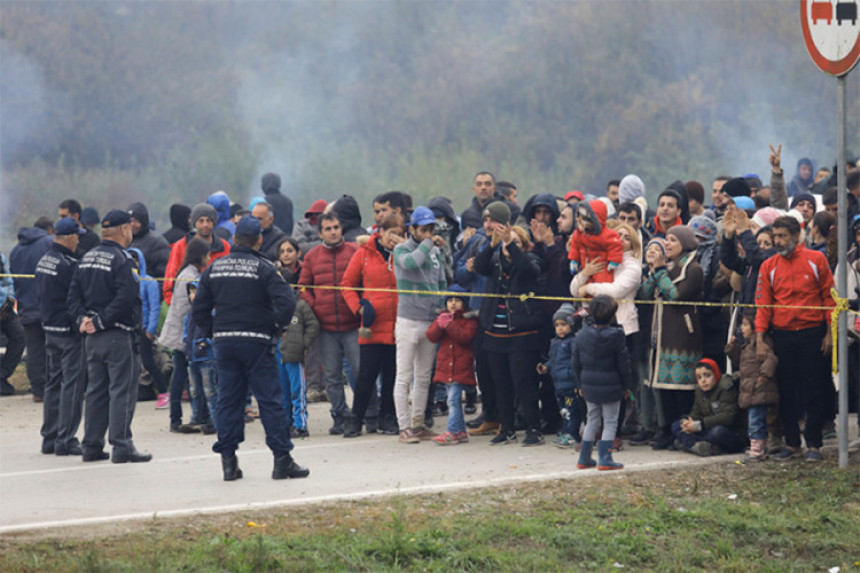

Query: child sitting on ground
671,359,745,456
537,303,584,448
426,286,479,446
725,311,778,462
572,295,632,470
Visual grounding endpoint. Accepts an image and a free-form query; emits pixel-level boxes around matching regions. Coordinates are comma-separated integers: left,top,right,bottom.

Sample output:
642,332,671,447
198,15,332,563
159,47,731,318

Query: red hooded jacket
341,234,398,345
426,309,478,386
567,200,623,284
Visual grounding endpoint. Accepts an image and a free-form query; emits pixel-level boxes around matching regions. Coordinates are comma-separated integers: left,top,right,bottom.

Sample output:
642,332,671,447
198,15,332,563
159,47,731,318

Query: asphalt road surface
0,390,723,535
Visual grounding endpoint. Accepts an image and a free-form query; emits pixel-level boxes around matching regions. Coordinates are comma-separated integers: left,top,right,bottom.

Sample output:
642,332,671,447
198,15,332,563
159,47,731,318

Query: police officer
192,216,309,481
68,210,151,463
35,218,88,456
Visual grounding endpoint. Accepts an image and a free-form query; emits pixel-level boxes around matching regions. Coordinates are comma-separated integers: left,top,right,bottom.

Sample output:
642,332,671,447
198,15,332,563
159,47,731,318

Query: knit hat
248,196,267,210
445,284,470,308
80,207,100,226
790,192,816,210
645,237,668,257
685,180,705,205
482,201,511,225
695,358,722,384
688,215,717,243
305,199,328,218
732,196,756,211
564,190,585,202
751,206,785,229
667,225,698,252
618,174,645,204
190,203,218,226
552,303,577,324
722,177,752,198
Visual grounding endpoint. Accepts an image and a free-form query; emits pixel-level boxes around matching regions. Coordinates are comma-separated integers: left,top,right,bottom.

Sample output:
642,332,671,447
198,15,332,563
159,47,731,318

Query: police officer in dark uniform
35,217,88,456
192,216,309,481
68,210,151,463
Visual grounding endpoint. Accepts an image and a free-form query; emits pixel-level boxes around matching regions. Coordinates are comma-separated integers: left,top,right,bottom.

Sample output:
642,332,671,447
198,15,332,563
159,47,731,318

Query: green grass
1,461,859,572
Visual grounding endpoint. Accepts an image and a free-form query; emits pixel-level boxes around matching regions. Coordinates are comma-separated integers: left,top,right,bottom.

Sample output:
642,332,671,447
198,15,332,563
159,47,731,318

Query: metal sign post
800,0,860,468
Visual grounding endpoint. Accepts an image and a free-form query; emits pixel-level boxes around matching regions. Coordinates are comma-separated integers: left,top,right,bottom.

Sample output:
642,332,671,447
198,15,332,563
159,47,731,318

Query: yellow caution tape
830,287,850,374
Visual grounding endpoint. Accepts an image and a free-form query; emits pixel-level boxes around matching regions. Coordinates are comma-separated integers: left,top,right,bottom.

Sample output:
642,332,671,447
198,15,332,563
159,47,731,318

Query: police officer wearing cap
68,210,151,463
192,215,309,481
35,217,88,456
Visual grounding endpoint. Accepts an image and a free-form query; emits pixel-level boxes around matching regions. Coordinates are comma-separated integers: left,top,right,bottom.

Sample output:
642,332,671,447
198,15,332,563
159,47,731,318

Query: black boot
272,454,310,480
342,415,362,438
222,455,243,481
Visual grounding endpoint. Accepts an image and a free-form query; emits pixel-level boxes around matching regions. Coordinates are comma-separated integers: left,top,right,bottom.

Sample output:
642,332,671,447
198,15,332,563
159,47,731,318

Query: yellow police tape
3,273,854,374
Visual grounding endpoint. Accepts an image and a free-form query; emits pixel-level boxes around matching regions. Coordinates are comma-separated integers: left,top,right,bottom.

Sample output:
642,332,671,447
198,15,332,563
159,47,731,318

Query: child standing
671,359,745,456
725,311,779,462
426,287,479,445
183,282,217,434
537,303,583,448
572,295,632,470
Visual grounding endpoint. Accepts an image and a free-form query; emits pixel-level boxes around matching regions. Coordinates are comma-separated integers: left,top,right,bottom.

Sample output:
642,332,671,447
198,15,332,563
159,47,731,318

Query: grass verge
1,459,859,571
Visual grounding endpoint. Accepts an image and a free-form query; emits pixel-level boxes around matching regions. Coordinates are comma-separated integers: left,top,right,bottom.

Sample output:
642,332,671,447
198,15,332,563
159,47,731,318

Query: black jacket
474,242,545,333
35,242,79,336
264,189,294,236
460,193,521,231
332,195,364,242
129,202,171,278
10,227,54,324
67,240,141,332
720,229,776,307
192,245,296,344
572,323,633,404
164,204,191,245
260,224,287,262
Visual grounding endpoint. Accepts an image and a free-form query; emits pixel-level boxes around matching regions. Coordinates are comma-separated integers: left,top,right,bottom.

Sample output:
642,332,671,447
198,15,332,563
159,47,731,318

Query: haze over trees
1,1,858,237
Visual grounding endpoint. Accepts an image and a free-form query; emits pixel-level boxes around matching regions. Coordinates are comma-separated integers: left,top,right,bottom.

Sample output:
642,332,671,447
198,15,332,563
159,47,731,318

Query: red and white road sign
801,1,860,76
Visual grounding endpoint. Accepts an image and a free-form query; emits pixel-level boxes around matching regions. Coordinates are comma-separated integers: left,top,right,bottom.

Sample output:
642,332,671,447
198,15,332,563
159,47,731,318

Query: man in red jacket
755,216,835,463
298,212,374,434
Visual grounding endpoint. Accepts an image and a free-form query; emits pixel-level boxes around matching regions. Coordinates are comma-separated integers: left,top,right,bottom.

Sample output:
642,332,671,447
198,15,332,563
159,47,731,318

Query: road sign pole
836,73,848,468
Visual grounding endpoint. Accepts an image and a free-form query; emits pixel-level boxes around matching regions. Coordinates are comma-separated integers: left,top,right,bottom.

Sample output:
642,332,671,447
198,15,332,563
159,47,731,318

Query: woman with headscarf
639,226,704,450
689,216,731,369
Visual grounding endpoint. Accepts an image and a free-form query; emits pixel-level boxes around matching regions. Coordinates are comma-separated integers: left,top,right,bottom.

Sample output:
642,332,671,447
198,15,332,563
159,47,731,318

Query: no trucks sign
801,0,860,76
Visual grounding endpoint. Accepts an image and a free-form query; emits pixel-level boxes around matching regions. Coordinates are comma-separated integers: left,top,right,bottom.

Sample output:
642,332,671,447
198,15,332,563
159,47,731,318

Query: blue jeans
276,350,308,431
671,420,745,453
318,329,376,425
556,390,584,440
748,405,768,440
169,350,190,425
189,360,217,427
445,383,468,434
212,341,293,458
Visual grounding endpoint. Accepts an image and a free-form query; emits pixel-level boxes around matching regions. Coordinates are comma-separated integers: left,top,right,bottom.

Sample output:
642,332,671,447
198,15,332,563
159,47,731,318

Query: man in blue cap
68,209,151,463
192,216,309,481
392,206,447,443
35,217,87,455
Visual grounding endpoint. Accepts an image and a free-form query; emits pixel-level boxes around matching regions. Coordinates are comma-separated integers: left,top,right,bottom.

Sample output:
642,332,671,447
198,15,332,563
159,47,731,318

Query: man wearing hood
786,158,815,199
10,218,54,401
207,191,236,244
251,200,287,262
129,202,171,279
163,204,191,245
261,172,294,236
460,171,521,231
428,196,459,284
163,203,231,305
331,195,364,242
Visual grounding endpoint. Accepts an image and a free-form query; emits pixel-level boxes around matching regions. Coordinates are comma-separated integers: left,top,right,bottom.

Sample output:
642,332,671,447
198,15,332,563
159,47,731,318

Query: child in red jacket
426,286,479,445
568,199,623,284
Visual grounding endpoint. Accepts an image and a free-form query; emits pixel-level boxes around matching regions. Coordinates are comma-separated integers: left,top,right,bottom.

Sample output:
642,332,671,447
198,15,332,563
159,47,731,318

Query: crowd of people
2,147,859,480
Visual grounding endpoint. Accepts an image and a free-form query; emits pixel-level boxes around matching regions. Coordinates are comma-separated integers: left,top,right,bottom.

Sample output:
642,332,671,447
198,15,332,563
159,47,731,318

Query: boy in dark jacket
572,295,632,470
278,295,320,438
537,303,583,448
725,311,779,462
182,282,217,434
671,358,745,457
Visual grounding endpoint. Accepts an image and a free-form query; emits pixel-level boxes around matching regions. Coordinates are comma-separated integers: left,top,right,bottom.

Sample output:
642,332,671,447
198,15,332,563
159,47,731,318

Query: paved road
0,391,721,534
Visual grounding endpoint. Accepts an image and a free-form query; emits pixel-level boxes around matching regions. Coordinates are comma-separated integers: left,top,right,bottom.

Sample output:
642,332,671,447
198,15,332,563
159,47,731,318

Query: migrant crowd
2,147,860,479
